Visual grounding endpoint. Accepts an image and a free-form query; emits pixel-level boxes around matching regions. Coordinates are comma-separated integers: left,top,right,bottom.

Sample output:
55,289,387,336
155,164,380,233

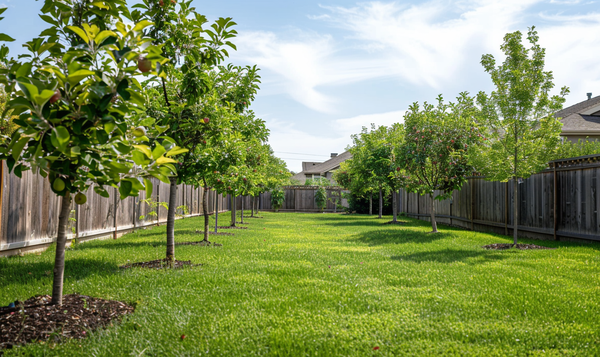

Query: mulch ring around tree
217,226,248,230
0,294,133,353
119,259,199,270
247,216,264,219
194,230,233,236
383,220,405,225
482,243,556,250
176,241,223,247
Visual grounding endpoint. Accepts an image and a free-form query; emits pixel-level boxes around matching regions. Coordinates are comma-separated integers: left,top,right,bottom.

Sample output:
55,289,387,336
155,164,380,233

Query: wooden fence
258,186,349,212
401,155,600,242
0,161,230,255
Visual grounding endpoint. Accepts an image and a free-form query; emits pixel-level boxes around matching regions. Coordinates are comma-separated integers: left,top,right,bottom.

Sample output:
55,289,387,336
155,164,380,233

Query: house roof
556,95,600,134
302,151,352,175
555,95,600,119
302,161,322,172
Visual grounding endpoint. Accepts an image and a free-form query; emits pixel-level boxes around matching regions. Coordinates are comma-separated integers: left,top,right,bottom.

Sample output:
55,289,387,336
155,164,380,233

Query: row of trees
336,27,599,242
0,0,288,305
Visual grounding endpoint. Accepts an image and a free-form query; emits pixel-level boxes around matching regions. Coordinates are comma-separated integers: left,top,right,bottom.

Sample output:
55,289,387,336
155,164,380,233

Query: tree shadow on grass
0,258,120,289
392,248,509,264
349,229,450,246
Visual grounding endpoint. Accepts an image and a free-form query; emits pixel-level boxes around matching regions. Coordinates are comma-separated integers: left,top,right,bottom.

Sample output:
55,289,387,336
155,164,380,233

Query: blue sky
1,0,599,172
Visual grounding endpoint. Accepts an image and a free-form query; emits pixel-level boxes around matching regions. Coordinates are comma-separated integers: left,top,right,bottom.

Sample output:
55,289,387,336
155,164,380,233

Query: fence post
470,178,474,231
505,181,508,236
113,190,118,239
553,165,558,241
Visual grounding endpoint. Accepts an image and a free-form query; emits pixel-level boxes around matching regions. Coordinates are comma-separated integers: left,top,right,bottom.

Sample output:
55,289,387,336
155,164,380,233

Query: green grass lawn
1,212,599,356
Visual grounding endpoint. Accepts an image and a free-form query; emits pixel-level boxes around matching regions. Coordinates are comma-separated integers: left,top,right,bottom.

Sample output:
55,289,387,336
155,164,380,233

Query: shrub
271,188,285,212
315,187,327,211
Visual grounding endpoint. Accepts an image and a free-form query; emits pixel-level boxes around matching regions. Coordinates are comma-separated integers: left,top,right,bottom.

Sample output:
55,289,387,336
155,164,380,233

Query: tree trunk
214,195,219,233
513,176,518,245
369,192,372,215
251,196,255,217
241,196,244,224
430,193,438,233
392,189,397,222
230,195,236,227
51,191,71,305
166,177,177,261
378,186,383,219
202,181,209,242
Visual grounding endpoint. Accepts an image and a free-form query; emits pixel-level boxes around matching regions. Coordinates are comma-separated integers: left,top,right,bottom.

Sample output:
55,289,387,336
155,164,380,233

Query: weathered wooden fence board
401,158,600,242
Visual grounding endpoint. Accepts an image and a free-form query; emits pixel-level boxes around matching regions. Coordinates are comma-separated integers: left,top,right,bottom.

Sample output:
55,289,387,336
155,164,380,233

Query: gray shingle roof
555,95,600,119
302,151,352,175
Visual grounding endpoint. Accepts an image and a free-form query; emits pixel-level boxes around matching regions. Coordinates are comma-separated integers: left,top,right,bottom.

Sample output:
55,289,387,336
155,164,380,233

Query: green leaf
33,89,56,106
156,156,177,165
66,26,89,44
132,150,147,165
133,144,152,158
68,69,95,86
0,33,15,42
95,30,116,45
11,137,29,161
51,126,70,152
165,146,188,157
151,145,166,160
17,81,39,100
91,1,109,9
132,20,153,33
94,186,110,198
143,178,153,199
119,180,132,199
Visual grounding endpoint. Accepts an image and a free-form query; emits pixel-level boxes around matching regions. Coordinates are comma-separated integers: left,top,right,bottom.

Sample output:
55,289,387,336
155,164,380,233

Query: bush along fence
401,154,600,242
0,162,230,256
258,186,349,212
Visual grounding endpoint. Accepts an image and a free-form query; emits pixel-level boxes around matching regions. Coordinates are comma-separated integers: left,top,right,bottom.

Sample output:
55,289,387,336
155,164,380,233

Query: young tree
470,27,568,244
402,93,481,232
135,0,237,257
0,2,175,304
349,125,393,218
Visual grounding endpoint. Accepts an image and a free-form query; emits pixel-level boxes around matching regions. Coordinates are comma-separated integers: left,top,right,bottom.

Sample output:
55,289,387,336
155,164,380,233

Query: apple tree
470,27,568,244
134,0,237,258
0,2,176,304
402,93,481,233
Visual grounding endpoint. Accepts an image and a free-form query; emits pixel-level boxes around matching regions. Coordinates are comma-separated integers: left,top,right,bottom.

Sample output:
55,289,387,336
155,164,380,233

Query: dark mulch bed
176,241,223,247
119,259,197,269
217,226,248,230
482,243,556,250
247,216,264,219
194,230,234,236
0,294,133,353
383,220,404,225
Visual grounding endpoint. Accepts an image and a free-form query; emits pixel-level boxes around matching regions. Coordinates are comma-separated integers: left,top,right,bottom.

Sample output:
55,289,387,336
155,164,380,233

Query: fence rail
400,155,600,242
0,161,230,255
258,186,348,212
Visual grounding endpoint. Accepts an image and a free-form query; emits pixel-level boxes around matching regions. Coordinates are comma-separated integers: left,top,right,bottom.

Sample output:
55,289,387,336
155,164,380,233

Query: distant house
555,93,600,142
291,151,352,185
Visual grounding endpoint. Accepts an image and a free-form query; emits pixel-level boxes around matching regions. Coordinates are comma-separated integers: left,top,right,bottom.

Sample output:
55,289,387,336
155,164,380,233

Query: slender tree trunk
378,186,383,219
392,189,397,222
513,176,518,245
202,180,209,242
430,193,438,233
166,177,177,261
241,196,244,224
215,195,219,233
369,192,372,215
230,195,236,227
51,191,71,305
251,196,255,217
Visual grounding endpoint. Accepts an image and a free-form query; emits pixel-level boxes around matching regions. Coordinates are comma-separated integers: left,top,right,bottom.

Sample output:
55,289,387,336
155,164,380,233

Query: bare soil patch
176,241,223,247
195,230,234,236
383,221,404,225
217,226,248,230
0,294,133,353
119,259,197,269
482,243,555,250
